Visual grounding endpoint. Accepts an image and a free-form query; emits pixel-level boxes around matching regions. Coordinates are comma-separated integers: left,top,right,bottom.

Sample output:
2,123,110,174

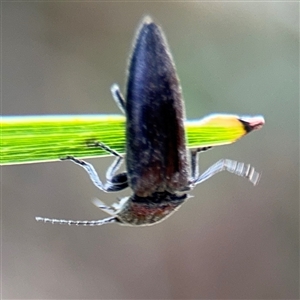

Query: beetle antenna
35,216,117,226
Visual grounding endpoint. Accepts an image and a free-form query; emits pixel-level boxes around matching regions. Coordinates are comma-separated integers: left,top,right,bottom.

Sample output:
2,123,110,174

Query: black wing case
125,17,189,197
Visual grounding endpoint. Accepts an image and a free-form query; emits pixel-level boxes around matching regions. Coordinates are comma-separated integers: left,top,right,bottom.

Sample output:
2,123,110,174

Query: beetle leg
193,159,260,186
111,84,126,114
190,147,212,181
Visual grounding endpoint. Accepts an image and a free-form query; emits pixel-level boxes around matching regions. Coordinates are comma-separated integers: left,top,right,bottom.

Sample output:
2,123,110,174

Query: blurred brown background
2,2,299,299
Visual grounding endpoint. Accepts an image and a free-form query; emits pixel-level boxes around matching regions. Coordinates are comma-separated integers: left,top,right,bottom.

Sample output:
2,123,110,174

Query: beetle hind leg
111,84,126,114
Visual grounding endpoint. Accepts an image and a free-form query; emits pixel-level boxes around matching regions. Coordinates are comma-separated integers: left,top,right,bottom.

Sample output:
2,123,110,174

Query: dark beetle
36,16,262,227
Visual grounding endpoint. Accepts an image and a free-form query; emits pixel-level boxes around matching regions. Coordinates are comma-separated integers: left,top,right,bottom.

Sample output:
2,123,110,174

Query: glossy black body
125,18,189,198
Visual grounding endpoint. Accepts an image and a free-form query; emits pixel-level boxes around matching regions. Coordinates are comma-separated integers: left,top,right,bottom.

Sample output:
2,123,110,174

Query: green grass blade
0,114,264,165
